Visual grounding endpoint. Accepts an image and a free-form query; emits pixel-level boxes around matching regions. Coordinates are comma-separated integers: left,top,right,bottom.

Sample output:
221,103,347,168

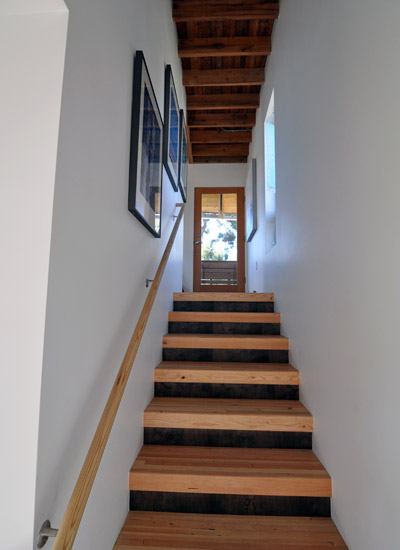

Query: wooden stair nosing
129,446,332,498
114,511,348,550
154,361,300,385
168,311,281,323
173,292,274,302
143,397,313,433
162,334,289,351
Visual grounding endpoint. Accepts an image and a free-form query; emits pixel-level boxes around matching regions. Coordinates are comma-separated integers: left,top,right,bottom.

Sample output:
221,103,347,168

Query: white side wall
247,1,400,548
183,163,247,291
0,2,68,549
34,1,185,549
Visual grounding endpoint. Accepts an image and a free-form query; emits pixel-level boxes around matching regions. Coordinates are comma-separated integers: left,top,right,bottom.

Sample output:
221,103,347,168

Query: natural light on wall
264,90,276,252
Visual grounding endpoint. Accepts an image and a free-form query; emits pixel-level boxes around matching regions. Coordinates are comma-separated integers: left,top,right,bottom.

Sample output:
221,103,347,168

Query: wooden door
193,187,245,292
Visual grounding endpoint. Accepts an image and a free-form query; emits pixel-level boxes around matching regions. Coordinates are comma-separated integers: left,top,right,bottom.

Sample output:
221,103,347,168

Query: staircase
114,292,347,549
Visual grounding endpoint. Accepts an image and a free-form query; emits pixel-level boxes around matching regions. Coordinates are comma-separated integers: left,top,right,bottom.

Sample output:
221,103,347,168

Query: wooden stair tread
173,292,274,302
144,397,313,432
168,311,281,323
114,511,348,549
162,334,289,350
130,446,331,497
155,362,299,385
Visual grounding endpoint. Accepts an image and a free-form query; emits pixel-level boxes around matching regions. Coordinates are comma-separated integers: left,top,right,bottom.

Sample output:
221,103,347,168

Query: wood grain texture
129,446,332,497
154,361,299,385
188,112,256,128
168,312,281,323
144,426,310,449
183,68,265,86
190,128,252,143
173,0,280,22
178,36,271,57
193,156,248,163
51,205,186,550
154,382,298,400
163,348,289,364
192,143,249,156
144,397,313,432
162,334,289,350
114,511,348,549
129,491,331,518
187,93,260,111
173,292,274,302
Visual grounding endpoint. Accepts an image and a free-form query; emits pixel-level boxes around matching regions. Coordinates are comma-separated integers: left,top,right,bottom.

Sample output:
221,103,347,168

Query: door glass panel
200,193,238,286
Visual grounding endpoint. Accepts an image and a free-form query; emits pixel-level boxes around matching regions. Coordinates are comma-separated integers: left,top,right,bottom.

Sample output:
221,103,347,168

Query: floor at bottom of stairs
114,511,348,549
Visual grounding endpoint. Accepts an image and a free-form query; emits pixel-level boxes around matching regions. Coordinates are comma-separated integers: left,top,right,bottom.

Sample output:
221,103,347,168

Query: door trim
193,187,245,292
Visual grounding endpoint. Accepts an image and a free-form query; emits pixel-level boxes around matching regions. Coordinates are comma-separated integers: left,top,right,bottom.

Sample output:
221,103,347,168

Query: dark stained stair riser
130,491,331,518
174,301,274,313
169,321,281,335
163,348,289,363
144,428,312,449
154,382,299,400
117,293,348,549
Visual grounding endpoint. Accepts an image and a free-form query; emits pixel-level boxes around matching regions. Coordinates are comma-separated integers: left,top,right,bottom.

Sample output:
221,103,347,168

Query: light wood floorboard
154,362,299,385
144,397,312,432
114,511,348,549
130,446,331,497
162,334,289,350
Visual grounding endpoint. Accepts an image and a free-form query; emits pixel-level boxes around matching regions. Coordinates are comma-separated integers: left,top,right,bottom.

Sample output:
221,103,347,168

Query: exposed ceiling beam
186,123,194,164
192,156,248,163
190,129,252,143
173,0,279,22
192,143,249,157
188,112,256,128
183,68,265,87
178,36,271,58
187,93,260,111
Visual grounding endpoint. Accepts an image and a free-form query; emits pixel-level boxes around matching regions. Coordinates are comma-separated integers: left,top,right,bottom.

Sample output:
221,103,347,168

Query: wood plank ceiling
173,0,280,164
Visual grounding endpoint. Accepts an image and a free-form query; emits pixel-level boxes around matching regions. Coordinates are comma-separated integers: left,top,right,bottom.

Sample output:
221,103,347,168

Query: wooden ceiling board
173,1,279,162
173,1,280,23
190,129,253,143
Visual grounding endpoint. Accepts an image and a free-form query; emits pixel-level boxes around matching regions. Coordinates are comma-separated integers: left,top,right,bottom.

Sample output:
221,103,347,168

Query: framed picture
163,65,180,191
245,158,258,242
128,51,163,238
177,109,188,202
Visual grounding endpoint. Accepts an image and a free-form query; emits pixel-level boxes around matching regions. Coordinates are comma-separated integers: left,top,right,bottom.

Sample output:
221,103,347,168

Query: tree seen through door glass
200,193,238,286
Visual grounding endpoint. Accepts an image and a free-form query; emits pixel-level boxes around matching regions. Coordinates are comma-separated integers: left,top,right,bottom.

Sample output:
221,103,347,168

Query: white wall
247,1,400,548
34,1,185,549
0,2,68,549
183,163,247,291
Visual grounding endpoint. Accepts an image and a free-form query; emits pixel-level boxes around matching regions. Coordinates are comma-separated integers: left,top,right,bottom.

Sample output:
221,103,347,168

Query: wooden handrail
52,203,185,550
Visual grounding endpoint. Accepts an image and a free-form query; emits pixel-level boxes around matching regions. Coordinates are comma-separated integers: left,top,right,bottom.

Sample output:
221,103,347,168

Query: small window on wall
264,91,276,252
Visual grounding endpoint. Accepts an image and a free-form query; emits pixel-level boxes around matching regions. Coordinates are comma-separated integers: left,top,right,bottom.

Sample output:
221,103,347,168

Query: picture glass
129,51,163,237
169,88,179,178
178,111,188,202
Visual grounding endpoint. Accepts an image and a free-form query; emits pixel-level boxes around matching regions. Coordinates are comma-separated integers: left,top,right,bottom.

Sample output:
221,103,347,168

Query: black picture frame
128,51,163,238
245,158,258,242
177,109,188,203
163,65,180,191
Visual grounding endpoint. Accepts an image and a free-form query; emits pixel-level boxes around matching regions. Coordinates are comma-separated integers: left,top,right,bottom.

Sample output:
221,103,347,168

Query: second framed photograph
163,65,180,191
177,109,188,203
128,50,163,237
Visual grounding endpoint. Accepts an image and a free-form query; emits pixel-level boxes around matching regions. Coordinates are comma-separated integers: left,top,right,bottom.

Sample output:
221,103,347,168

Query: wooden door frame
193,187,245,292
